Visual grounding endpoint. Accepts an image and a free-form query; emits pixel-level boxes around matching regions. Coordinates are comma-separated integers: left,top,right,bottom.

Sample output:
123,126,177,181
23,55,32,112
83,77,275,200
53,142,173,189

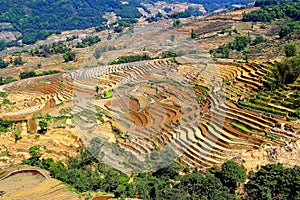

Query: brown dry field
0,166,80,199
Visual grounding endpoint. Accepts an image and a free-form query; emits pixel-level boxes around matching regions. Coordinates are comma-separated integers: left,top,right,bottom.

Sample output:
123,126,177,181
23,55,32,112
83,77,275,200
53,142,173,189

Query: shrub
221,160,246,191
274,56,300,84
63,50,76,62
13,55,23,65
284,43,297,57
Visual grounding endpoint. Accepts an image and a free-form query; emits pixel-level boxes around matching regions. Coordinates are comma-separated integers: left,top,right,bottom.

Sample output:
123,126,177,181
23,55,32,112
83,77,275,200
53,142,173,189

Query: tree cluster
210,35,267,58
274,55,300,84
0,58,9,69
243,0,300,38
0,40,16,52
22,145,300,199
76,36,101,48
109,54,152,64
243,1,300,23
168,6,203,19
0,0,142,45
0,76,17,85
245,164,300,199
30,42,70,57
0,118,14,132
19,69,61,80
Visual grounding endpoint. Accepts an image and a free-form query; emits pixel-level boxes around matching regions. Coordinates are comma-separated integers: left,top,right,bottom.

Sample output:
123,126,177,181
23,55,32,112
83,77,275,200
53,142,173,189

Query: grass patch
231,122,253,134
196,85,209,96
103,91,113,99
239,101,286,116
39,80,48,84
196,96,203,103
0,92,7,97
55,102,65,107
2,99,12,105
265,132,280,140
0,119,15,132
13,125,22,142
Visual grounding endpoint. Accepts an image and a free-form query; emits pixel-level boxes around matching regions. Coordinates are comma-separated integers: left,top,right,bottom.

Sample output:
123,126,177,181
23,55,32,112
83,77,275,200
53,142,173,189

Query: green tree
245,164,300,200
38,120,48,134
274,55,300,84
19,70,37,79
173,19,181,27
191,29,197,39
22,145,42,166
251,35,266,45
0,58,8,69
63,50,76,62
178,172,235,199
153,162,182,180
220,160,246,191
13,55,23,65
284,43,297,57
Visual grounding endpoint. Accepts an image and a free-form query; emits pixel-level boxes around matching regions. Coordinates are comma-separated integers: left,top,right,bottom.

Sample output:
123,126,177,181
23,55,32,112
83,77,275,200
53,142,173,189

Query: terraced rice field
0,58,299,173
0,166,80,199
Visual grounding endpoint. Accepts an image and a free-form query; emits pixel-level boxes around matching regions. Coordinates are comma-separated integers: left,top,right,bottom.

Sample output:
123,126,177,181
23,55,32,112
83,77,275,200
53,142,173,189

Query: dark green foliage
115,5,142,19
284,43,297,57
221,160,246,191
0,118,14,132
153,162,182,180
63,50,76,62
169,11,192,19
0,76,17,85
254,0,280,7
19,69,61,80
186,6,204,16
169,7,203,19
0,40,16,52
13,55,23,66
191,29,197,39
109,54,151,64
243,0,300,37
13,130,22,142
210,36,251,58
22,145,42,166
245,164,300,200
173,19,181,27
0,58,9,69
40,70,61,76
146,12,163,23
210,44,230,58
21,147,300,200
177,173,236,200
0,0,248,48
162,50,178,58
251,35,267,46
76,36,101,48
232,36,250,51
0,92,7,97
19,69,61,79
278,22,300,39
30,42,70,57
274,55,300,84
19,70,37,79
23,147,124,193
38,120,48,134
243,1,300,22
0,0,143,45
